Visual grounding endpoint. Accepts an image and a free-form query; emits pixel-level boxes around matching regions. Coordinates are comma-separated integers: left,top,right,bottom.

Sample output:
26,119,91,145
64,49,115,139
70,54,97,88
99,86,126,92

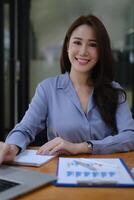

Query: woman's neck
69,70,92,87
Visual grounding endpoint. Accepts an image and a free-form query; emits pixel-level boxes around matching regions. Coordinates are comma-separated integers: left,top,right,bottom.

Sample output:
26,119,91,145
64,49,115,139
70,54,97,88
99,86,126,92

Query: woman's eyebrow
72,37,97,42
72,37,82,40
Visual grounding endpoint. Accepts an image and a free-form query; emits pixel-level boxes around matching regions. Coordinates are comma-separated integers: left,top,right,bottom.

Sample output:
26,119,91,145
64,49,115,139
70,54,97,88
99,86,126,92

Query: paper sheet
12,149,55,167
57,158,134,186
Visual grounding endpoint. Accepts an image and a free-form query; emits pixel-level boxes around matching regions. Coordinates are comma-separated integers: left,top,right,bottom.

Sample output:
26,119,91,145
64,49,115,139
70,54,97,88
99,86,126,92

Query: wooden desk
17,152,134,200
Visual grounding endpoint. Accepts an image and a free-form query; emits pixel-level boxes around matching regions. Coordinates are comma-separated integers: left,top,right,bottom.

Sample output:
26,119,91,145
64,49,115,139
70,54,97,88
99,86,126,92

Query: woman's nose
79,45,88,56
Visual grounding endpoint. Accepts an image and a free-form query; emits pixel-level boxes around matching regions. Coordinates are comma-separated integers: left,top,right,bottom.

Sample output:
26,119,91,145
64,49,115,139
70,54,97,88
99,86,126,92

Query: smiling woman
68,24,99,74
0,14,134,165
67,24,99,113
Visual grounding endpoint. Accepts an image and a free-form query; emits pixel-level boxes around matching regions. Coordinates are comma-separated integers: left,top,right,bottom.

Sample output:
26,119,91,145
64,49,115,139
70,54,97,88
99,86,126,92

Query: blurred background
0,0,134,141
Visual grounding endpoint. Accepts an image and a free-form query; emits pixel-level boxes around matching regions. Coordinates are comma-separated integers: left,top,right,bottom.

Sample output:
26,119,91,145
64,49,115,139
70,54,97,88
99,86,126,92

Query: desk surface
17,151,134,200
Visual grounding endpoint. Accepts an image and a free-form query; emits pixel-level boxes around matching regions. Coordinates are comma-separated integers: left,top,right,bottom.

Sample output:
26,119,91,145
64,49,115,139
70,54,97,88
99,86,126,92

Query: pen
74,160,96,171
80,159,118,168
76,180,118,186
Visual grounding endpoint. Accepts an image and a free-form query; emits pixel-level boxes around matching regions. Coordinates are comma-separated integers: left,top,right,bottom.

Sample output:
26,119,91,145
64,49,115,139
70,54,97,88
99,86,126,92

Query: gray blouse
6,72,134,154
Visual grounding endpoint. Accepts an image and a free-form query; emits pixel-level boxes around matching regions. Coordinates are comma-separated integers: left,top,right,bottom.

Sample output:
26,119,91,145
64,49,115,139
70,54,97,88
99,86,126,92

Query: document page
12,149,55,167
56,158,134,187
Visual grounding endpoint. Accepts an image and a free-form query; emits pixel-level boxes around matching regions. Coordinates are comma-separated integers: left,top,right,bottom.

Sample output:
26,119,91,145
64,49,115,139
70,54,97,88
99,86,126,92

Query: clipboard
55,157,134,187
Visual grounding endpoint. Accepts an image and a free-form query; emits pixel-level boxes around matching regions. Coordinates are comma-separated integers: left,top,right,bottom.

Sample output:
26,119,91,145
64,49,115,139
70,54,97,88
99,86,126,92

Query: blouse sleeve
90,90,134,154
5,83,48,151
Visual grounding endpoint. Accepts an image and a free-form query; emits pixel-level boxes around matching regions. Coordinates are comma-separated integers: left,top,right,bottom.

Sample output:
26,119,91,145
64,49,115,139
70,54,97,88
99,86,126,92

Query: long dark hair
60,14,126,134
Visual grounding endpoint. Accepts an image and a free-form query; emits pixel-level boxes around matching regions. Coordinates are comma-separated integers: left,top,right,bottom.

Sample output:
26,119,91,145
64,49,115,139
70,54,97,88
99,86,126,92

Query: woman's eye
73,41,81,45
89,43,98,47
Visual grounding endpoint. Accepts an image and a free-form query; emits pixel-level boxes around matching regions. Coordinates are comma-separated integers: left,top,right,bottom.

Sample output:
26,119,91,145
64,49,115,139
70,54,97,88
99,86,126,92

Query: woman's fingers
49,145,70,155
0,142,7,164
37,137,62,154
37,137,78,156
0,143,17,164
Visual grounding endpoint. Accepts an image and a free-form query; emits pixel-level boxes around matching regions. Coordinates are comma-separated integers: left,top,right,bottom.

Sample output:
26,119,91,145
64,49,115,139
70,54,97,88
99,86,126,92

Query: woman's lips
76,57,90,65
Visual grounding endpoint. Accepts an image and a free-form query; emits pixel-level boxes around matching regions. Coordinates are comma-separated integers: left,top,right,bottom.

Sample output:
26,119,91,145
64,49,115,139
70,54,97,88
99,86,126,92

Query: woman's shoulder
111,81,123,89
112,81,126,103
38,72,69,89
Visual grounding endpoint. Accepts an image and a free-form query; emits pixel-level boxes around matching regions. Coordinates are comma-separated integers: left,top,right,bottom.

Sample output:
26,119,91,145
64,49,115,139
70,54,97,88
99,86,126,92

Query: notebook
10,149,55,167
0,164,56,200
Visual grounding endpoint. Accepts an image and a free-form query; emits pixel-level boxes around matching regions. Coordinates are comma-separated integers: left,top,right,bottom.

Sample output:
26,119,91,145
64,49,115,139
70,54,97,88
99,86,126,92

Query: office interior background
0,0,134,142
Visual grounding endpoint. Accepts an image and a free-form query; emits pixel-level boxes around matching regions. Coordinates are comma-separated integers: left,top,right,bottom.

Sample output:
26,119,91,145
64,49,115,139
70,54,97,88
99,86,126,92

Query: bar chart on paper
56,158,134,187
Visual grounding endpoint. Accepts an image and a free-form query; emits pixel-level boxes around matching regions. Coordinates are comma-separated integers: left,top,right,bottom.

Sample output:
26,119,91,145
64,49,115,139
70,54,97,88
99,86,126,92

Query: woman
0,15,134,164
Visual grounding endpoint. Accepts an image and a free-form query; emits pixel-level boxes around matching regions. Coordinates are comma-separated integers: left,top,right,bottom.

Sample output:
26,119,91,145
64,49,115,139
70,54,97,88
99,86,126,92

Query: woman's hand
0,142,19,164
37,137,89,156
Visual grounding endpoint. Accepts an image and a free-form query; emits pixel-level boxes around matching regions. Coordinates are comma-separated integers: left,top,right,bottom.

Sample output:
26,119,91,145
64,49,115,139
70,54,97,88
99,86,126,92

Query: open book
11,149,55,167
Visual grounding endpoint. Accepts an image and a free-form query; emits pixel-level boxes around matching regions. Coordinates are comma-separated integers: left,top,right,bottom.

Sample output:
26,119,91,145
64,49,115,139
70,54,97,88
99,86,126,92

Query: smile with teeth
75,57,90,65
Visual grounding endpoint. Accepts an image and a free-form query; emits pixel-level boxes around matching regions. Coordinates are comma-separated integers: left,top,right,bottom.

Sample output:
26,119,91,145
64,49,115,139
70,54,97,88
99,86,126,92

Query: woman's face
68,24,99,74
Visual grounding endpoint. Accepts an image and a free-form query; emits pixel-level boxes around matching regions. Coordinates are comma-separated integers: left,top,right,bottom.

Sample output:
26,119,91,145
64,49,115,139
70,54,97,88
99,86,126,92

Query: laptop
0,165,56,200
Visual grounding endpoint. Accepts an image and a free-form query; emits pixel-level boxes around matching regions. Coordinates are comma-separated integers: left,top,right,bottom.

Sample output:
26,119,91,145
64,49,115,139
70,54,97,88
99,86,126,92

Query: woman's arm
5,83,48,152
37,137,91,155
90,99,134,154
